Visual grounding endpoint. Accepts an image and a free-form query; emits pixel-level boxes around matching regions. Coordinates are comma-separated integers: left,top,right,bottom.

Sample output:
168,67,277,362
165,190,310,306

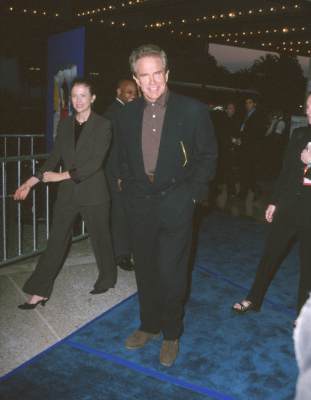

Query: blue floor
0,212,298,400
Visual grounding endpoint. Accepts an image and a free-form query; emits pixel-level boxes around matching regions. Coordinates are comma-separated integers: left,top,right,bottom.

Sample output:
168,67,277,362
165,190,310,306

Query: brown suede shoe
159,339,179,367
125,330,160,349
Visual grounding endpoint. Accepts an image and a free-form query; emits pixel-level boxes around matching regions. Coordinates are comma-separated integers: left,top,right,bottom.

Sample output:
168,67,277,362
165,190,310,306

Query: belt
146,174,155,183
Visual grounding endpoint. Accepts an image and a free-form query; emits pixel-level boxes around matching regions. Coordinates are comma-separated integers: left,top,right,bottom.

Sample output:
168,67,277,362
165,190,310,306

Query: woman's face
71,84,95,114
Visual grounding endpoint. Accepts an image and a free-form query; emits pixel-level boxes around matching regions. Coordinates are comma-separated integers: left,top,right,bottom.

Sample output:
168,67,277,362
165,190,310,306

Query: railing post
31,158,37,251
1,161,7,261
46,184,50,239
0,153,88,267
4,137,7,158
17,159,22,255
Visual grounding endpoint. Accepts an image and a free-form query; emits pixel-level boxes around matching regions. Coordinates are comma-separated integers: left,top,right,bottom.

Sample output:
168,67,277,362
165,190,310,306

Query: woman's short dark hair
71,77,95,95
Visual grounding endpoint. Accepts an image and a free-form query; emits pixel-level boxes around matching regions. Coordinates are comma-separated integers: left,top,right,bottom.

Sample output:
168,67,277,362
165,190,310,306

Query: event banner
46,27,85,151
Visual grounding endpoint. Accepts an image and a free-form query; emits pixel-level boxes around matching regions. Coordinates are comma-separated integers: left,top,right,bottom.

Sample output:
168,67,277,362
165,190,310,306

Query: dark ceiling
1,0,311,57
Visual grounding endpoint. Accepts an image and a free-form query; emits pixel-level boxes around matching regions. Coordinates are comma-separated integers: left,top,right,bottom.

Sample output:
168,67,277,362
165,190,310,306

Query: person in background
220,102,241,197
232,93,311,320
104,79,138,271
115,44,217,367
104,79,138,120
238,97,265,200
265,110,287,177
15,78,117,309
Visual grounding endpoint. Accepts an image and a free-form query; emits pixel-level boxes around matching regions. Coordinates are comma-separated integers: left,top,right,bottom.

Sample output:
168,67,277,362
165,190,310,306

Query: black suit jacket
103,99,124,193
38,112,111,206
270,126,311,212
104,99,124,121
241,108,265,149
115,92,217,201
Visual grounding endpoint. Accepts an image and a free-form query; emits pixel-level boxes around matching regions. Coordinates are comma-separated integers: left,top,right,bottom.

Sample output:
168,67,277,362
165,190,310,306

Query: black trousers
246,206,311,314
110,190,131,259
23,200,117,298
125,184,195,340
239,144,261,196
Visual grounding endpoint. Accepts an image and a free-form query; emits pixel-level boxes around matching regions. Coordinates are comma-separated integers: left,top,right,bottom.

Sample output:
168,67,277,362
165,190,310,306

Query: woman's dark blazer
37,112,112,206
270,126,311,212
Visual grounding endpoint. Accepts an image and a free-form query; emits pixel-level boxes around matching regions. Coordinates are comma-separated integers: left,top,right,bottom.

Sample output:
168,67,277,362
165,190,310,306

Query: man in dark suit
104,80,137,271
239,97,266,199
114,44,217,366
233,93,311,319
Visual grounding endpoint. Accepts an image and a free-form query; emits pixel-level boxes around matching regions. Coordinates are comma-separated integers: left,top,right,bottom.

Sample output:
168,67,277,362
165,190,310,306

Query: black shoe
18,298,48,310
90,287,111,295
117,256,134,271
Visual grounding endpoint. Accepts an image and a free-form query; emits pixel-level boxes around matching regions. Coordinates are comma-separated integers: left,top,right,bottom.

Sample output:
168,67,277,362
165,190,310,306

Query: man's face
306,95,311,125
117,82,137,103
133,55,169,102
226,103,235,117
245,98,256,112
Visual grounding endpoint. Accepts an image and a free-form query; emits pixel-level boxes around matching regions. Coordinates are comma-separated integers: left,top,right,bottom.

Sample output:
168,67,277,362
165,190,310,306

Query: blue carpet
0,212,298,400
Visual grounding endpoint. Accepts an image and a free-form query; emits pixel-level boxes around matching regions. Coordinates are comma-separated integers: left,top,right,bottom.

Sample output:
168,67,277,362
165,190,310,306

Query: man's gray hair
129,44,168,75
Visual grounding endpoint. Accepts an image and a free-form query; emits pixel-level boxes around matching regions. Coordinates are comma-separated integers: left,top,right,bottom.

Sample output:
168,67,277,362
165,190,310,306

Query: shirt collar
144,90,169,108
116,97,125,106
247,108,256,117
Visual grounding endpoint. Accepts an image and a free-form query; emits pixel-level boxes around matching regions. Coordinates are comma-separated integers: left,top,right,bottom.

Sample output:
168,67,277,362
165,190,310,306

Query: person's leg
245,213,296,309
125,196,161,334
81,203,117,291
239,148,251,198
111,191,133,270
155,186,195,339
157,219,193,340
297,225,311,314
23,203,78,298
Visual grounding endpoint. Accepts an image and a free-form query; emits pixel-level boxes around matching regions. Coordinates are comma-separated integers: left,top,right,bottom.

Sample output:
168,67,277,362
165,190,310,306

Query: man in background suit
115,44,217,366
239,97,266,199
104,79,138,271
105,79,138,120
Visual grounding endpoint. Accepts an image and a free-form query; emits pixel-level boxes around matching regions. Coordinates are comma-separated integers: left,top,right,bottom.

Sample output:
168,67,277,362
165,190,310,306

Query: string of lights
143,3,302,29
7,6,60,17
166,29,311,56
76,0,149,16
3,1,305,22
145,24,307,36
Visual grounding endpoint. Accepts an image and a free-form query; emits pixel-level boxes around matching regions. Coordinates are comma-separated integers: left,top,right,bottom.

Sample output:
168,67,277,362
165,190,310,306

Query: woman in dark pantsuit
15,78,117,309
232,93,311,319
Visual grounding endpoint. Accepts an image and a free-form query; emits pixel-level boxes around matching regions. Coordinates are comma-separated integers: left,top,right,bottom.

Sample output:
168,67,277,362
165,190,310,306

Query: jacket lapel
154,93,181,179
131,98,145,176
65,116,75,163
75,112,96,153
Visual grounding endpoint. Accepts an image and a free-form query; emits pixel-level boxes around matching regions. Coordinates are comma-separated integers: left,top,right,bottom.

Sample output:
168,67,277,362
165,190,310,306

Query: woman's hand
301,148,311,165
42,171,70,183
14,176,39,201
265,204,276,223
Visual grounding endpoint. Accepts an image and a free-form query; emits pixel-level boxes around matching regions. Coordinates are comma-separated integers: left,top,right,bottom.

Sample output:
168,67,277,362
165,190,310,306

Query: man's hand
265,204,276,223
14,176,39,201
42,171,70,183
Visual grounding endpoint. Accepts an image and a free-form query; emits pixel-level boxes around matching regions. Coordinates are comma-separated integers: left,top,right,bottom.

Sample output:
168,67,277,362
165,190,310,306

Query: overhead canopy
1,0,311,57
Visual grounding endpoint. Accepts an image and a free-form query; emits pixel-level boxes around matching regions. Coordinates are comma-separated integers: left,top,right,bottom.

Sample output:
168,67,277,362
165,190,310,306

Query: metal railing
1,154,86,267
0,134,45,158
